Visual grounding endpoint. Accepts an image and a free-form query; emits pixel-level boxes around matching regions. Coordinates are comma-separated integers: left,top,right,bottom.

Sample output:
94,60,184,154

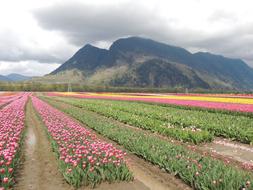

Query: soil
200,138,253,164
14,98,190,190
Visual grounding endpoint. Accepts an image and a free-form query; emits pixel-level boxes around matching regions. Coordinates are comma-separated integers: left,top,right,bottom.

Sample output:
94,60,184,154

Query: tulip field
1,91,253,189
49,92,253,113
31,96,132,188
0,93,23,108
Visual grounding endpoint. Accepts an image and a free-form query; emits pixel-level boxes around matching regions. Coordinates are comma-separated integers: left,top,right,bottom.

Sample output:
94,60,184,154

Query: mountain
51,44,111,75
48,36,253,90
0,73,31,82
6,73,31,81
0,75,11,81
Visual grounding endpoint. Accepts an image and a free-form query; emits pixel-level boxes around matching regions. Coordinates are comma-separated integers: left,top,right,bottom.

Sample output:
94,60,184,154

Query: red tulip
0,168,5,174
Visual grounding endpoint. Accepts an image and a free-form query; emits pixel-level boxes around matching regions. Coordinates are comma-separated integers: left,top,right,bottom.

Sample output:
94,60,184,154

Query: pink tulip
8,168,13,173
2,178,9,184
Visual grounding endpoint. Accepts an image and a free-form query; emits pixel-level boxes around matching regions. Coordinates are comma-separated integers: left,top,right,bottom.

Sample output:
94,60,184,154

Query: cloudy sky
0,0,253,76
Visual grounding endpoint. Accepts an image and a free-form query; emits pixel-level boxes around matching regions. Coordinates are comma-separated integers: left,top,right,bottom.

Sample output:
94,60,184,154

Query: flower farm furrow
43,97,253,190
0,94,28,189
48,92,253,113
31,96,132,188
53,97,253,144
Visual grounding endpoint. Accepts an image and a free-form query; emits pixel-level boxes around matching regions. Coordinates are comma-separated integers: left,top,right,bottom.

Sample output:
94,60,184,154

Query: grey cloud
33,2,186,46
0,61,60,76
0,49,63,63
208,10,238,23
33,2,253,67
0,30,65,63
189,25,253,67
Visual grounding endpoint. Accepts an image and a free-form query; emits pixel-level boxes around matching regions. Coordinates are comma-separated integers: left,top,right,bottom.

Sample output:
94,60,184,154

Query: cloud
0,29,77,64
0,0,78,67
33,1,253,67
188,24,253,66
33,1,171,46
0,61,60,76
208,10,238,24
33,0,208,48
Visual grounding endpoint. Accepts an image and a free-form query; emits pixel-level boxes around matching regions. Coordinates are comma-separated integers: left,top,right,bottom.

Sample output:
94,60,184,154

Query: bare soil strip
201,138,253,164
43,97,192,190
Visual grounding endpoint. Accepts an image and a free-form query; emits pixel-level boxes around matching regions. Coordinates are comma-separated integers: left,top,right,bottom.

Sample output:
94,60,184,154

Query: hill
0,73,31,82
0,75,11,81
45,37,253,90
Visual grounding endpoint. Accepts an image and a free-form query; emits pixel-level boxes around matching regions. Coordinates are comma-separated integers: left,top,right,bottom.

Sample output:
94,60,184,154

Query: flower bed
0,93,22,108
31,96,132,188
0,94,28,189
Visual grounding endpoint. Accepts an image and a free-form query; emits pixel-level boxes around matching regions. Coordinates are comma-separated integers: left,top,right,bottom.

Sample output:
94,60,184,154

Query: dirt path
14,100,73,190
125,154,191,190
201,138,253,165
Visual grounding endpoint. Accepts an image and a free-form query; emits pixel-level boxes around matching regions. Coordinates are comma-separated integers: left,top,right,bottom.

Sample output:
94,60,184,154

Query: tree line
0,82,251,94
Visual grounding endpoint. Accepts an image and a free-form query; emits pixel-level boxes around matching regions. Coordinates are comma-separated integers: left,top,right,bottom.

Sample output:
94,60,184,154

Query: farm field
49,92,253,113
1,92,253,190
0,92,24,108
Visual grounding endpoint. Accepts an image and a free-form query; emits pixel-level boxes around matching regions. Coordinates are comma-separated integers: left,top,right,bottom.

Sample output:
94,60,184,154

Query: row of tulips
65,92,253,99
0,93,22,108
167,93,253,99
43,96,253,190
0,92,17,97
86,92,253,99
31,96,133,188
0,94,28,189
52,97,253,144
53,97,212,144
48,92,253,113
94,93,253,105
